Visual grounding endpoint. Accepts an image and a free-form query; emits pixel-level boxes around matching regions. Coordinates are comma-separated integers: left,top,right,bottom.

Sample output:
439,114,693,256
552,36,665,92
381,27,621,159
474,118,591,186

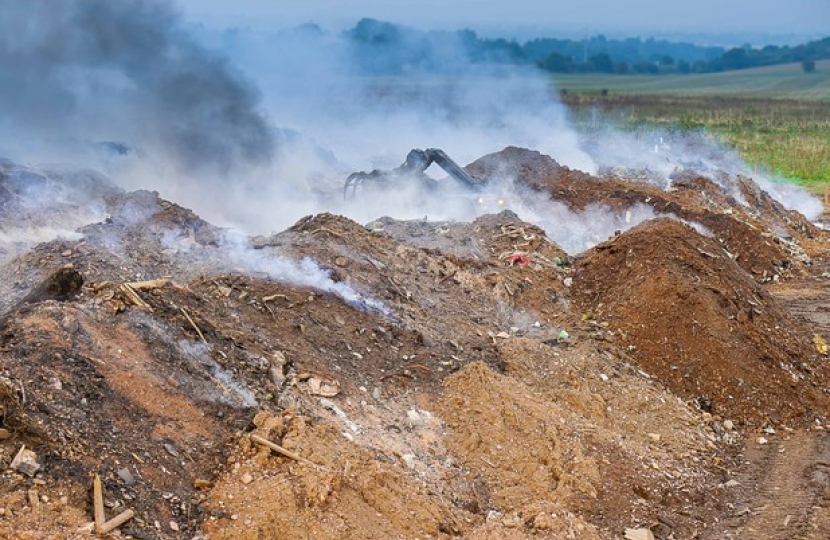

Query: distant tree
677,59,691,74
721,47,751,70
349,18,400,45
659,54,675,66
539,52,572,72
589,52,614,73
802,59,817,73
614,61,629,74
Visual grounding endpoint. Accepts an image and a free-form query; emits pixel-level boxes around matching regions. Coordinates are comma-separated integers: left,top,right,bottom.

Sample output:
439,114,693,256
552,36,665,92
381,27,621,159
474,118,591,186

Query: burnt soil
0,149,827,540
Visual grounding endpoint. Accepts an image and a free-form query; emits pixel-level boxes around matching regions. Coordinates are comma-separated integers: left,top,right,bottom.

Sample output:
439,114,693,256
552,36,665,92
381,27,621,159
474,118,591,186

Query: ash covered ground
0,3,828,539
0,147,828,540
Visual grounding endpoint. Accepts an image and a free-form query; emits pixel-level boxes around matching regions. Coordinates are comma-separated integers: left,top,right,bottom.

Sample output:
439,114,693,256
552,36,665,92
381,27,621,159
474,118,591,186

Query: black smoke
0,0,274,174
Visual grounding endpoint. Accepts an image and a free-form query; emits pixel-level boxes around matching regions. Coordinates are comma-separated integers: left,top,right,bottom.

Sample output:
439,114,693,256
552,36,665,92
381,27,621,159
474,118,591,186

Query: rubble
0,150,827,539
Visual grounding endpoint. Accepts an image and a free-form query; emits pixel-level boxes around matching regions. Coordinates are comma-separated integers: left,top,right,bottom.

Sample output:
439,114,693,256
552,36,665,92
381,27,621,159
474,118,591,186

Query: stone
240,473,253,485
723,419,734,431
10,447,41,477
117,467,136,486
624,528,655,540
193,479,212,490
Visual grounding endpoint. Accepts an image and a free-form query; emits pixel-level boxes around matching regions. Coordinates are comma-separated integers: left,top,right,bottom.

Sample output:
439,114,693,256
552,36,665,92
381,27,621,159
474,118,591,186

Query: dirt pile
468,146,821,282
570,218,828,426
0,152,827,540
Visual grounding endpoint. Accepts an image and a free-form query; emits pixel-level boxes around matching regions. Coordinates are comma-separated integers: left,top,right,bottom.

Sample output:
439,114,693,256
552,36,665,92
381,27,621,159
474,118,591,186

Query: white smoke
0,4,821,261
585,126,823,221
217,231,391,316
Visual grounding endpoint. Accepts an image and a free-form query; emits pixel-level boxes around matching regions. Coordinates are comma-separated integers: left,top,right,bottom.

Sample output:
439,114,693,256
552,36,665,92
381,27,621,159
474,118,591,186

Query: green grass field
556,61,830,189
553,60,830,100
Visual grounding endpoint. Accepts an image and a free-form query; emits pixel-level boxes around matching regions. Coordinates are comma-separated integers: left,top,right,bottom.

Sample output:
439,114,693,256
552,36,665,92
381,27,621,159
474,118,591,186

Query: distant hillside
551,59,830,100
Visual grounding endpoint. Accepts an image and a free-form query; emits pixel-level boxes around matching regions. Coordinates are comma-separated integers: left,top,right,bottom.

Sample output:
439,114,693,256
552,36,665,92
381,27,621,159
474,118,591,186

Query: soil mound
468,147,820,282
570,218,828,426
0,154,828,540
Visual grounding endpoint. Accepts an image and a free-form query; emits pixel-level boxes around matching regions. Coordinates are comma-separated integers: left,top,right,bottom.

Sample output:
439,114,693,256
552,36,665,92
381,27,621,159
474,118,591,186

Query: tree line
345,18,829,75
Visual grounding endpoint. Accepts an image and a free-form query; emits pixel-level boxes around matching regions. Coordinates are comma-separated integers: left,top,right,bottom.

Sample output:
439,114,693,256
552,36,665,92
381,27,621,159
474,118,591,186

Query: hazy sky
176,0,830,39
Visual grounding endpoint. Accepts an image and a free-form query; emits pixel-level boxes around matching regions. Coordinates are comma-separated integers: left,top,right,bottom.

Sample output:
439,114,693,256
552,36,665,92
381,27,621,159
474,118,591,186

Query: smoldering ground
0,2,822,258
207,20,822,243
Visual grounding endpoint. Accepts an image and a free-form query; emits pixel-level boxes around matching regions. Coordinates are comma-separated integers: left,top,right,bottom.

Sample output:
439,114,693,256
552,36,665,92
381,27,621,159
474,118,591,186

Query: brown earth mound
570,217,828,426
0,154,827,540
467,146,820,282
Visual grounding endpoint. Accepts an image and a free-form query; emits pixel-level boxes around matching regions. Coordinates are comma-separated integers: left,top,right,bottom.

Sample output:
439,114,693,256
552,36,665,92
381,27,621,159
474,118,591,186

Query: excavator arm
344,148,484,199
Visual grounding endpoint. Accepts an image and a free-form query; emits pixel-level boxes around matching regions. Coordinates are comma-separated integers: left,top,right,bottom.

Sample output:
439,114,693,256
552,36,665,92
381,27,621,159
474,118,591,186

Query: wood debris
181,307,207,343
125,278,170,291
118,283,153,311
250,434,323,469
92,473,135,535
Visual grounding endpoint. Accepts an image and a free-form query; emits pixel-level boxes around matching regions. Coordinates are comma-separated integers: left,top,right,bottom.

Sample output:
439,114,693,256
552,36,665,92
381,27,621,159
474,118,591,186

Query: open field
553,60,830,100
563,93,830,189
365,63,830,189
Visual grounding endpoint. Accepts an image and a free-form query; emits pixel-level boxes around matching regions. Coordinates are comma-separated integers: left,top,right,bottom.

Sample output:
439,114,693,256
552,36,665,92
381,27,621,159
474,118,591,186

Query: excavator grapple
344,148,486,199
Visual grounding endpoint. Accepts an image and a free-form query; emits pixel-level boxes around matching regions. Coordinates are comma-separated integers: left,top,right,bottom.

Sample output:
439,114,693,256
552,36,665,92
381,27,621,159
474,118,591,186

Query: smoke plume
0,6,821,259
0,0,274,176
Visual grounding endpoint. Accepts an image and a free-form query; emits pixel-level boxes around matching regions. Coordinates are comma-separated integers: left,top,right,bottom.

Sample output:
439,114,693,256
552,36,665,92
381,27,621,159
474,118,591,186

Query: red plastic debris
504,253,531,267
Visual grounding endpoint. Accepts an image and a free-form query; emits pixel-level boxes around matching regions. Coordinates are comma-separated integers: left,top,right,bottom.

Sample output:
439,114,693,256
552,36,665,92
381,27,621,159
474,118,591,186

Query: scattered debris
294,373,341,397
9,446,40,477
624,527,655,540
250,434,322,469
0,148,828,539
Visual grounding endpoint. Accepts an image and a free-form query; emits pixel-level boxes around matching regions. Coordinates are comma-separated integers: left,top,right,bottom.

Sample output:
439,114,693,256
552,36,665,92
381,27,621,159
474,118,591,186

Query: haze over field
177,0,830,43
0,0,823,252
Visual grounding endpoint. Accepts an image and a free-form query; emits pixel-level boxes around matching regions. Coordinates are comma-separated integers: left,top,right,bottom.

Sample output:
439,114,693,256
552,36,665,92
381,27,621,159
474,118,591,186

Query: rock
169,521,179,532
193,479,212,490
117,467,136,486
240,473,253,485
724,479,740,488
10,446,41,477
163,443,180,458
723,419,734,431
647,433,661,442
502,514,522,528
334,256,347,267
757,436,768,445
27,489,39,508
625,528,655,540
297,374,340,397
0,428,11,440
